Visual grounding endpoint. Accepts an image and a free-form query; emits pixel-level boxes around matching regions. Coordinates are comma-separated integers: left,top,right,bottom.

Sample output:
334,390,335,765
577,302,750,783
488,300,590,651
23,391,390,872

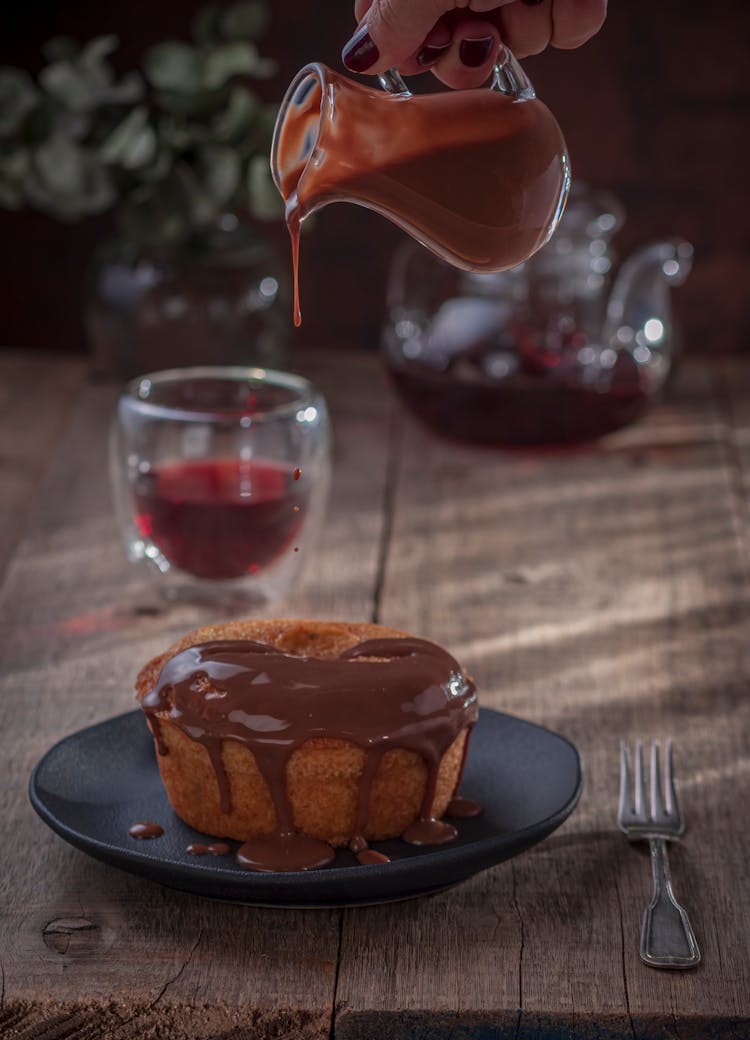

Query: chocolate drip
402,817,457,845
237,832,334,872
351,748,385,855
356,849,390,866
446,797,482,819
187,841,231,856
142,636,477,871
128,821,163,839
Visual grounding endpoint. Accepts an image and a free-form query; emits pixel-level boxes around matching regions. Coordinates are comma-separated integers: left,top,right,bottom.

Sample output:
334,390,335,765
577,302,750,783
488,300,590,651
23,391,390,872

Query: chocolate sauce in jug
272,65,568,325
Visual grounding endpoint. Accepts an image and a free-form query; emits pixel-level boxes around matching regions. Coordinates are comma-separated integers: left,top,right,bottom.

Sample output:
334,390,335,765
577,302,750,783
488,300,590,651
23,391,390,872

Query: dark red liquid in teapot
275,69,567,326
387,350,649,446
134,458,306,580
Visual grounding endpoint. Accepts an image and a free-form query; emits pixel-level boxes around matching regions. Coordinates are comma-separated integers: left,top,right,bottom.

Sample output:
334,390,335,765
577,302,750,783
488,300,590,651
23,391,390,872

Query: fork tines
618,740,682,836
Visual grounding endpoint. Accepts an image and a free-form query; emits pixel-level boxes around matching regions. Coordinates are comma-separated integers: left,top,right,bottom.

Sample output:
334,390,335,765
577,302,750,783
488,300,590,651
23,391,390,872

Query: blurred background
1,0,748,363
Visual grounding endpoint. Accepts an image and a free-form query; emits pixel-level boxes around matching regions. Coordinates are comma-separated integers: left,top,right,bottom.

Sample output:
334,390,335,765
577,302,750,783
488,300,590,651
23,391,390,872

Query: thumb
343,0,450,74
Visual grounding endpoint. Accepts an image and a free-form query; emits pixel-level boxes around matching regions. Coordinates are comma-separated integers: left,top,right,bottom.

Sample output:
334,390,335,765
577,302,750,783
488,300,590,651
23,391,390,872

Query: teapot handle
379,45,535,100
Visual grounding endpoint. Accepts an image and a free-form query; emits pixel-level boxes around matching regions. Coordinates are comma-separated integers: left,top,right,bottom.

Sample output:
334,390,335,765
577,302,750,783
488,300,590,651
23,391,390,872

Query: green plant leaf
79,35,118,86
34,134,87,194
154,89,212,118
199,145,240,205
203,42,259,89
99,106,157,169
213,85,258,143
0,149,30,182
220,1,269,41
191,4,222,45
28,136,114,217
0,68,38,135
40,61,95,111
174,161,216,226
0,179,24,209
41,37,79,63
143,42,203,94
138,147,173,182
102,70,144,105
246,152,281,220
0,149,30,208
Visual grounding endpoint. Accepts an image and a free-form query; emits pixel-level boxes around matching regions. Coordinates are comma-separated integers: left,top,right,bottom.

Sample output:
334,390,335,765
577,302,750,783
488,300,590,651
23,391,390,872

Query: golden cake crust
136,618,471,845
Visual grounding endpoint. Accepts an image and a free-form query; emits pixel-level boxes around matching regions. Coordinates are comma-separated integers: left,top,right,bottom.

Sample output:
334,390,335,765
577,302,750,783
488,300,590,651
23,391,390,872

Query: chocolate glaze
356,849,390,866
142,636,477,872
187,841,231,856
402,817,457,845
273,66,568,326
446,797,483,819
128,821,164,839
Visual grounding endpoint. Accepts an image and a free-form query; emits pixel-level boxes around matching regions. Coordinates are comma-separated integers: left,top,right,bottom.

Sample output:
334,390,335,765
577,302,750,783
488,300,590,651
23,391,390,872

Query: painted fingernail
417,41,452,67
459,36,495,68
521,0,545,5
416,23,452,67
342,24,380,73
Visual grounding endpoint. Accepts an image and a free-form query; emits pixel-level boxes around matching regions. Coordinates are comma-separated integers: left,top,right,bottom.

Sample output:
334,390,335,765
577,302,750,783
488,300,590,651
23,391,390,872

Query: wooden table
1,348,749,1039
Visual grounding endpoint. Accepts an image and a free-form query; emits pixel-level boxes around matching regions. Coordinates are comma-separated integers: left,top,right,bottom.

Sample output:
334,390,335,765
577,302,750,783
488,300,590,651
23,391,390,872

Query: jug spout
603,239,693,391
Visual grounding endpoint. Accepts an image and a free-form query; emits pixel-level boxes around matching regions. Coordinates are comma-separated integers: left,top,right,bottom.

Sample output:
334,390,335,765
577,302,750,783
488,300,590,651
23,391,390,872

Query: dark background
1,1,749,356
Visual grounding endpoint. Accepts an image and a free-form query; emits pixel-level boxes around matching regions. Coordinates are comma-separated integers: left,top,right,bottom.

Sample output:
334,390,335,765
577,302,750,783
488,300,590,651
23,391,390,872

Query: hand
343,0,607,88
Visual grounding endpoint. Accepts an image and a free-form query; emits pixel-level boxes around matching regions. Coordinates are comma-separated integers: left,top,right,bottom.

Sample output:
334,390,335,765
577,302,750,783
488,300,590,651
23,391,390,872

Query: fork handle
640,838,701,969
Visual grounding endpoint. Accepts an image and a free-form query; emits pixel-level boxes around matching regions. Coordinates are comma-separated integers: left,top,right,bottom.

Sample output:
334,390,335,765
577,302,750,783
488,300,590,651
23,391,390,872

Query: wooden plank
0,350,86,582
0,350,394,1039
334,361,750,1038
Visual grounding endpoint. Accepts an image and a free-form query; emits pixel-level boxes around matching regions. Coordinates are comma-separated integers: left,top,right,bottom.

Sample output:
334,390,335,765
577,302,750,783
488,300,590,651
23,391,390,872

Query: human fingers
496,0,553,58
427,16,502,89
550,0,607,49
343,0,515,75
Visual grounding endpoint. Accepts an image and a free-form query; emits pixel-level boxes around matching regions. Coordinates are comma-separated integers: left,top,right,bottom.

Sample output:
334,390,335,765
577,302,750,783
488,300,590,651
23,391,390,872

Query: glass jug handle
379,45,535,100
491,46,536,100
378,68,411,95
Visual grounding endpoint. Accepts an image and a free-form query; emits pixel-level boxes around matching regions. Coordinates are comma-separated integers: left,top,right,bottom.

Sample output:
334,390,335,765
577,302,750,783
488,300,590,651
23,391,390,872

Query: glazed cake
136,618,478,870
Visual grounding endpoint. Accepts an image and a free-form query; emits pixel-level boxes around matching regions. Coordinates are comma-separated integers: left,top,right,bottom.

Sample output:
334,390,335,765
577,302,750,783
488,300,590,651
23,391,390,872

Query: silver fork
618,740,701,969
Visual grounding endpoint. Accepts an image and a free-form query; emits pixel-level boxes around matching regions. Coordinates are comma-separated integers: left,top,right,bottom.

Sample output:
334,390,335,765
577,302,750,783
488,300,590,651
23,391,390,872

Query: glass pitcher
383,182,693,445
271,49,570,323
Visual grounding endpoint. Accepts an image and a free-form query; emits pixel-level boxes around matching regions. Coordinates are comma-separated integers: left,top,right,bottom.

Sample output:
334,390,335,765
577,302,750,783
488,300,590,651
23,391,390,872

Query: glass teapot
383,183,693,445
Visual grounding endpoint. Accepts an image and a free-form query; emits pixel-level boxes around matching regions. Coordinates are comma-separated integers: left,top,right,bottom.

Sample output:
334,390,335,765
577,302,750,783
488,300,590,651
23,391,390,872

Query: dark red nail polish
459,36,494,68
416,42,451,67
342,24,380,73
521,0,545,5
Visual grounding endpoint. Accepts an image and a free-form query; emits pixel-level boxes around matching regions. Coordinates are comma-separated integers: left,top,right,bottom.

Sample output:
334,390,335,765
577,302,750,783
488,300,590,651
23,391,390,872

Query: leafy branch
0,1,282,245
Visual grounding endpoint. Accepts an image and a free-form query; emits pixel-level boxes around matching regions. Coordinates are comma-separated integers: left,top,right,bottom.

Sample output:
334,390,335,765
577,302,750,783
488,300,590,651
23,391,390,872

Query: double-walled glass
111,366,330,606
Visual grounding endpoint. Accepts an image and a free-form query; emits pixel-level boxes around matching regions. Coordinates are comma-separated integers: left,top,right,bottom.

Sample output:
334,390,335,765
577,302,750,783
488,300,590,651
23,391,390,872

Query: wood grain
0,350,86,581
0,351,393,1039
2,353,749,1038
334,361,750,1038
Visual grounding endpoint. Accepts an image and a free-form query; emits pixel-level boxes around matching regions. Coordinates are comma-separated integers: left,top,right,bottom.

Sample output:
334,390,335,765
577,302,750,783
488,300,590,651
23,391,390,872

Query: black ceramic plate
29,707,582,907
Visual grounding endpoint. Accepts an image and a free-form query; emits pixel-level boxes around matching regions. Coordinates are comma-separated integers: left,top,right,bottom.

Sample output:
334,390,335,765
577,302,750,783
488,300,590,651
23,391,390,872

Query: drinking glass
111,366,330,606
